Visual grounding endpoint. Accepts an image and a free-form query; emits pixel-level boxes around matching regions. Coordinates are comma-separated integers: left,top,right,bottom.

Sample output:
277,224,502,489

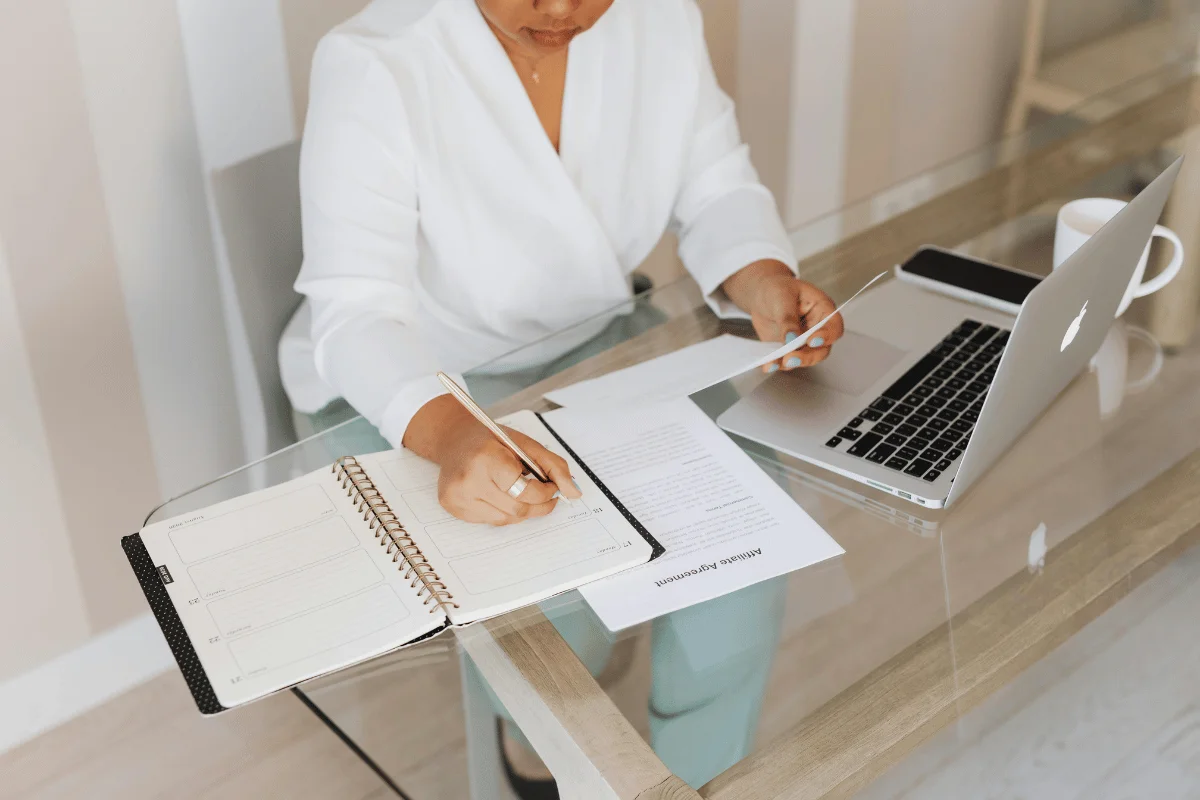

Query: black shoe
497,719,559,800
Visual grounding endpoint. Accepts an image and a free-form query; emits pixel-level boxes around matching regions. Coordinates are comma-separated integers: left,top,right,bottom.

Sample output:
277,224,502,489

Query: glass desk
146,62,1200,799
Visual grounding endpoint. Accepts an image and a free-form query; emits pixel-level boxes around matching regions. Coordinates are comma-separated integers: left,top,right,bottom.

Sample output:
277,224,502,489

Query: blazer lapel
444,0,629,297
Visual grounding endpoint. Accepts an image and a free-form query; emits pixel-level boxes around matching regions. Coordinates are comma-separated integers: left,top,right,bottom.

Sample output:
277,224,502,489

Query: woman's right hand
403,395,582,525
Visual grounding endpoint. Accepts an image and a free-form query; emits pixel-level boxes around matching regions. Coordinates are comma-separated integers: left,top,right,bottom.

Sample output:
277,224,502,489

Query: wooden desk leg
1147,127,1200,349
455,611,701,800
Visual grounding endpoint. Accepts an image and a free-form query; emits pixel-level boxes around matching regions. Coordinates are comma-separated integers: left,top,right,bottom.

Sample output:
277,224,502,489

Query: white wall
746,0,1164,233
785,0,858,227
737,0,799,211
845,0,1160,206
0,0,248,689
69,0,244,498
0,235,90,679
736,0,858,243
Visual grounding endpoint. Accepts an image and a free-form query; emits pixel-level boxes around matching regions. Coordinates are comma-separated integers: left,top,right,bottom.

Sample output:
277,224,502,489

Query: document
543,272,887,410
542,399,845,631
544,334,777,409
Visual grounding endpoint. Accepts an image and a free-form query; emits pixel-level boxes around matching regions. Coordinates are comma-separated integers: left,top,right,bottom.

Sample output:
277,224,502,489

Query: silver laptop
718,158,1182,509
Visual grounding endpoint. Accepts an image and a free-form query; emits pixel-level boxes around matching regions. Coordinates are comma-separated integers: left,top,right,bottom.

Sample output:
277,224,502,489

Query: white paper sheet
543,272,887,410
543,399,845,631
543,334,777,409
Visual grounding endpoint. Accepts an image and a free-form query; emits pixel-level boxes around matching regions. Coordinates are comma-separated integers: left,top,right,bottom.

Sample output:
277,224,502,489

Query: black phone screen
901,248,1041,305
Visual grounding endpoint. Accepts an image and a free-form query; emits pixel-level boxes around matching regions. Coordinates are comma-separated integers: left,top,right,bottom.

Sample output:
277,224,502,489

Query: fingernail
552,491,562,500
786,357,802,368
767,363,780,373
785,332,798,343
571,477,581,492
809,337,825,348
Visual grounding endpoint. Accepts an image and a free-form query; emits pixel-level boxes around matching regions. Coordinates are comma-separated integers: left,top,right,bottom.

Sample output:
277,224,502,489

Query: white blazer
280,0,796,445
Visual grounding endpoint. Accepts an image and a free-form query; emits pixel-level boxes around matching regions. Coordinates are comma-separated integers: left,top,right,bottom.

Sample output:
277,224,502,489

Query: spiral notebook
122,410,662,714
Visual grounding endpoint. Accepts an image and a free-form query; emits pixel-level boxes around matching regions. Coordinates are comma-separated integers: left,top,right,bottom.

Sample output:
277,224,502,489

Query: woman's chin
524,27,580,50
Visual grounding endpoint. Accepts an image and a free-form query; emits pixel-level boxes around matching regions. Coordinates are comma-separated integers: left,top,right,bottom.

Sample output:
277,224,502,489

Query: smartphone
894,245,1042,315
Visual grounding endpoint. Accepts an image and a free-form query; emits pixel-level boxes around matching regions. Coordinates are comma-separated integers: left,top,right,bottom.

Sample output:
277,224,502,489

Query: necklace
522,54,543,85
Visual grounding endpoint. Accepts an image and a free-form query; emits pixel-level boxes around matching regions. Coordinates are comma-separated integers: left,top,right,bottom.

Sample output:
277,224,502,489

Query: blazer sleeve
294,36,459,446
671,0,798,319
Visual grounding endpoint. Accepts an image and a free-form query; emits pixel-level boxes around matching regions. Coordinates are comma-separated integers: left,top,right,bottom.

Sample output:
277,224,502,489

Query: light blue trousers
294,308,787,788
472,579,786,789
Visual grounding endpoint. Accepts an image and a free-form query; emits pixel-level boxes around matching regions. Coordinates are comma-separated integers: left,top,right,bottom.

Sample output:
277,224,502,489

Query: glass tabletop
146,60,1200,798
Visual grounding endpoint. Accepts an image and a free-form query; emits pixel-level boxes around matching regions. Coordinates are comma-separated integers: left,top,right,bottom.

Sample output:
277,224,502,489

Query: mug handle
1133,225,1185,298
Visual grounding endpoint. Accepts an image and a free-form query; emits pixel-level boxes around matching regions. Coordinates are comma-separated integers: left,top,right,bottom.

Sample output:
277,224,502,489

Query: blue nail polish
809,337,825,348
767,363,779,373
552,491,562,500
785,332,798,343
786,356,802,368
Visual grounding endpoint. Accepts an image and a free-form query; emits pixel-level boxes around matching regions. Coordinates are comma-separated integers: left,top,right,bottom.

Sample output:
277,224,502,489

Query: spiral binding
332,456,458,614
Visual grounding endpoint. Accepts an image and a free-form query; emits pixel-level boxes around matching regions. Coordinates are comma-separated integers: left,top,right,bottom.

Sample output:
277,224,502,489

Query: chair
210,142,305,457
1004,0,1191,137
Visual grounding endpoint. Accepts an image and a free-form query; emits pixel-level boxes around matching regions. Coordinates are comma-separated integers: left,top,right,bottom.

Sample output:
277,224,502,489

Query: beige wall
699,0,741,96
0,0,245,682
638,0,742,286
0,0,372,688
0,233,92,679
844,0,1158,205
0,0,165,673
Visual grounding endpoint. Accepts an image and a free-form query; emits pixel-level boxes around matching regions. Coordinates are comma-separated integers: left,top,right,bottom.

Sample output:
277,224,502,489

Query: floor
857,545,1200,799
0,670,389,800
8,536,1198,800
0,615,654,800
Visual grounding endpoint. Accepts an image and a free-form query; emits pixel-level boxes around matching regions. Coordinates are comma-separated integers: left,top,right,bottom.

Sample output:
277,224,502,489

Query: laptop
718,157,1182,509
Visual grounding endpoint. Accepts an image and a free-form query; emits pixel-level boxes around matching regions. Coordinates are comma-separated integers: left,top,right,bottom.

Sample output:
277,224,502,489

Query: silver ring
507,473,533,499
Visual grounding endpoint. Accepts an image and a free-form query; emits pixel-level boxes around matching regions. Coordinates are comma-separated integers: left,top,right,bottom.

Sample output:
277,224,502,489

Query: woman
281,0,843,791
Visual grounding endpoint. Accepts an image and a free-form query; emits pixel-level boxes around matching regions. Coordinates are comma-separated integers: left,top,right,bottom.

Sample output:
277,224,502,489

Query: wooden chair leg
1004,0,1049,140
997,0,1049,234
1147,125,1200,349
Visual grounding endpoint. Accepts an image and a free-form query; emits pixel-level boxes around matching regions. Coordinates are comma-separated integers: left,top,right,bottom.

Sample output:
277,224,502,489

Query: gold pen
435,371,551,484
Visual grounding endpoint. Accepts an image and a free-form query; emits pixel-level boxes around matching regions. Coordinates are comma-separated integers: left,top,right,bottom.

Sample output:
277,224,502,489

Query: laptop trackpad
803,331,907,396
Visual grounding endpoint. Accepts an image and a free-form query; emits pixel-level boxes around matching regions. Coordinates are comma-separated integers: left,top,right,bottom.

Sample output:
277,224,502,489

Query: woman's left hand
722,259,845,373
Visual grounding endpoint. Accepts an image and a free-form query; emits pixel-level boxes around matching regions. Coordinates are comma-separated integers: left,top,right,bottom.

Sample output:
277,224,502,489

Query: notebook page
138,466,445,708
542,398,845,631
356,410,654,625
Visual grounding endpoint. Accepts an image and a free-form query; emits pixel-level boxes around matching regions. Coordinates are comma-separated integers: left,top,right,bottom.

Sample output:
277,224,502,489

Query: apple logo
1060,300,1088,352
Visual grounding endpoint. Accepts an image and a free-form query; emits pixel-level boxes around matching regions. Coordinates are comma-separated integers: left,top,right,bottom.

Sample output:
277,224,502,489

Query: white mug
1054,197,1184,317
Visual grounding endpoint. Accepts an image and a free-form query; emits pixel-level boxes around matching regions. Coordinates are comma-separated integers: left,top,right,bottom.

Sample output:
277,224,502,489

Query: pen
435,371,551,484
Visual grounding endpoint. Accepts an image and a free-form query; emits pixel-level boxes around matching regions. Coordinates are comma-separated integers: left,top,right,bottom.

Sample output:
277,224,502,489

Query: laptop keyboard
824,320,1008,483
